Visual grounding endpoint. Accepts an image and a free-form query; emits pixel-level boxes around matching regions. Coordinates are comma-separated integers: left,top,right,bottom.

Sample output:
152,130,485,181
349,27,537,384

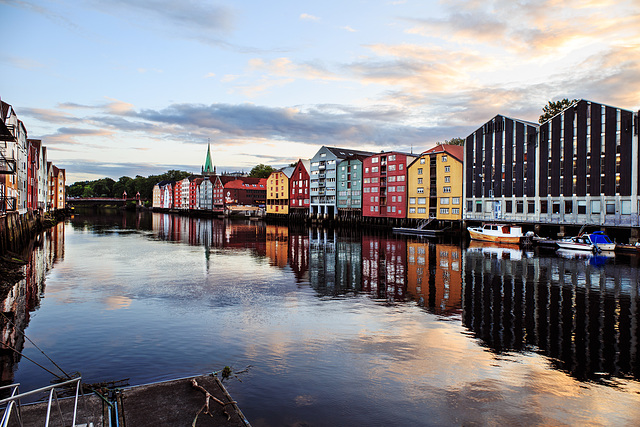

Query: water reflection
4,209,640,401
463,241,640,382
0,222,65,383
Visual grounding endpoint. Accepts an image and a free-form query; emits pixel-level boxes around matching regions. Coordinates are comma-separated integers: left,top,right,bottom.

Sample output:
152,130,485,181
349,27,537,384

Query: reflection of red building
406,242,462,316
361,235,406,300
288,230,309,283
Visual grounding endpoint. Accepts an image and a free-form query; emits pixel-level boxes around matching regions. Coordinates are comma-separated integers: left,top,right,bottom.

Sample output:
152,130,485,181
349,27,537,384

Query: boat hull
556,241,594,252
468,228,522,244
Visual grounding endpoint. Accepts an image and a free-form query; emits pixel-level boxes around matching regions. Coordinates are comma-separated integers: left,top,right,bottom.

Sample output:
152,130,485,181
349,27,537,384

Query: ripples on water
1,209,639,425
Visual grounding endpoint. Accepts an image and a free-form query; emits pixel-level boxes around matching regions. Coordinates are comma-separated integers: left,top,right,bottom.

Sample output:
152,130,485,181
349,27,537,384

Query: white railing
0,377,87,427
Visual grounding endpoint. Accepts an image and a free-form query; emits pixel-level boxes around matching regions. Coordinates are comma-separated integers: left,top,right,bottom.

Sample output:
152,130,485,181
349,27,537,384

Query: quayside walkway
2,374,250,427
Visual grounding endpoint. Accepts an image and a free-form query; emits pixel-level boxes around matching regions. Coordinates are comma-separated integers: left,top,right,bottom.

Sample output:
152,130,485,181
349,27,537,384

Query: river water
2,209,640,426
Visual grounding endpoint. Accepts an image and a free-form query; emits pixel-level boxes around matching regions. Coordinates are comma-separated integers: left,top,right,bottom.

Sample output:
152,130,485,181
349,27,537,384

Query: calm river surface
3,209,640,425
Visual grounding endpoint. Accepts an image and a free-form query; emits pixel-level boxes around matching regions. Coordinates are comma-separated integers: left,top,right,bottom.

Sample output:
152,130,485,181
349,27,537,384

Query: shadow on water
463,241,640,383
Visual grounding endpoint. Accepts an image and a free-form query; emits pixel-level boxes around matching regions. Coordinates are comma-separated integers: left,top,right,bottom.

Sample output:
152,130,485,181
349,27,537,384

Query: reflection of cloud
104,295,132,310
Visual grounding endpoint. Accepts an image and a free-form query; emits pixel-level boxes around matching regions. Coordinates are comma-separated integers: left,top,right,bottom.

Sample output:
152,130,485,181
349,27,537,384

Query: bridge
66,197,146,207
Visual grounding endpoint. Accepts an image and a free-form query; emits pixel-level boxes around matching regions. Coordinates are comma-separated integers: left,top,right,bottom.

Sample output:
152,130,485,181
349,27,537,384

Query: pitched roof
423,144,464,163
203,143,214,173
323,146,376,159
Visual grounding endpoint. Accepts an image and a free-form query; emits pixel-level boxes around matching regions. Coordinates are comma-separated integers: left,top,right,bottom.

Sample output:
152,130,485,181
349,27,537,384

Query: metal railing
0,377,85,427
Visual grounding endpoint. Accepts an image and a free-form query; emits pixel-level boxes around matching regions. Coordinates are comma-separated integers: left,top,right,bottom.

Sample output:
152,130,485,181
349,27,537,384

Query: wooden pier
9,375,250,427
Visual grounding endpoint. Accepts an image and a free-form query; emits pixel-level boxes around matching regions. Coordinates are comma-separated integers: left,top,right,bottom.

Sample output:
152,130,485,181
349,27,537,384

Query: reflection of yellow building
266,167,294,215
407,144,463,221
406,242,462,315
266,225,289,267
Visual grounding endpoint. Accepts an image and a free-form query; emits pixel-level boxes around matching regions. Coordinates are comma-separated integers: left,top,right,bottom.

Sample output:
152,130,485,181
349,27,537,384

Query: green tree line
66,170,192,200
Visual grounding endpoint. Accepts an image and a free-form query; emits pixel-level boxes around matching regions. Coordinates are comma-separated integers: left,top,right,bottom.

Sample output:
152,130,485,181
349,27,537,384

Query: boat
586,231,616,251
556,235,596,252
615,243,640,254
467,223,525,245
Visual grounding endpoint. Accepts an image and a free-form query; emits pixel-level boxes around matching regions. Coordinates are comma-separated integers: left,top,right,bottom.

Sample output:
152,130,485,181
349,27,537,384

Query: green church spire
203,142,214,174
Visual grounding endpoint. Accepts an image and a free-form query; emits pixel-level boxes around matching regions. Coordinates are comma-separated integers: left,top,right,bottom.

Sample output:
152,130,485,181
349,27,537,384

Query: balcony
0,151,16,175
319,173,326,179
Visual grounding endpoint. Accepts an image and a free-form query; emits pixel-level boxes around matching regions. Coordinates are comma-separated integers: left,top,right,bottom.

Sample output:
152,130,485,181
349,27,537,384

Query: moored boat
556,235,596,252
467,223,525,245
586,231,616,251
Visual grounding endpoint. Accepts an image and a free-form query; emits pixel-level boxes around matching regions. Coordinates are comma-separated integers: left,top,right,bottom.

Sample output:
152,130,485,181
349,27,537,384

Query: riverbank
0,209,68,255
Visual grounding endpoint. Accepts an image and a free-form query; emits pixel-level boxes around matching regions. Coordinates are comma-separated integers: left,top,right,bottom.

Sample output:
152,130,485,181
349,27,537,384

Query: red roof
224,178,266,189
423,144,464,163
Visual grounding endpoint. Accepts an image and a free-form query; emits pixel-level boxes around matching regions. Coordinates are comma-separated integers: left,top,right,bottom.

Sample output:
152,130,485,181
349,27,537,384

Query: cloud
204,72,216,78
60,159,198,183
19,108,81,125
94,0,235,33
300,13,320,22
0,55,45,70
341,26,357,33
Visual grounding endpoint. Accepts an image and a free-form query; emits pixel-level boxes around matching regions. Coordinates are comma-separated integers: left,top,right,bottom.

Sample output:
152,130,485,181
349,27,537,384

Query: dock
6,374,250,426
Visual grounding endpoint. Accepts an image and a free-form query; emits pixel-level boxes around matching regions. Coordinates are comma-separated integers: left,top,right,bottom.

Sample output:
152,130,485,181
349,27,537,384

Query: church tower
202,143,215,176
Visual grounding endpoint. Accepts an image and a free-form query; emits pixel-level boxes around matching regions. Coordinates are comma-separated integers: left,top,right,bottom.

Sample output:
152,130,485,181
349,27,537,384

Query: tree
249,164,276,178
436,137,465,146
539,98,578,124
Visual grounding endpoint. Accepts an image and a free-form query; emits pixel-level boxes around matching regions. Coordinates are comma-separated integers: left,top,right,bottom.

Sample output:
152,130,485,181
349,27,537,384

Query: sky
1,0,639,184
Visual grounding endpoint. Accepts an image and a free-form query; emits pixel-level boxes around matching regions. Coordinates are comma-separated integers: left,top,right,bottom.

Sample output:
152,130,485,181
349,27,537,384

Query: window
443,187,451,193
476,201,482,212
444,166,450,172
409,197,416,204
418,207,426,214
389,155,396,161
540,200,548,214
417,187,424,193
467,200,473,212
365,168,369,173
528,202,535,214
418,197,426,205
418,168,423,174
553,203,560,214
577,201,586,214
452,208,460,215
372,157,379,163
565,200,572,214
444,176,450,183
606,203,615,214
420,158,426,164
442,155,448,162
622,200,631,215
591,200,600,214
440,197,449,205
440,208,449,214
388,165,396,171
452,197,460,205
418,178,423,184
505,200,512,212
372,167,378,173
409,207,416,214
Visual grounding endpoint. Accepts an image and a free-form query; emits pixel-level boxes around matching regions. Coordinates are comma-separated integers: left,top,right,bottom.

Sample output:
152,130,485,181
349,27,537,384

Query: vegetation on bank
66,170,192,200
